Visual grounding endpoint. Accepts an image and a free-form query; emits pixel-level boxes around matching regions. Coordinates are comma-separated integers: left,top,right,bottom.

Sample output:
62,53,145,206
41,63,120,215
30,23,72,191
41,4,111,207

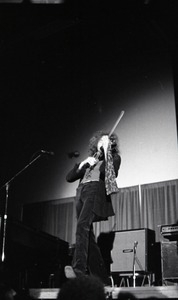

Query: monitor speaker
111,228,155,272
161,241,178,280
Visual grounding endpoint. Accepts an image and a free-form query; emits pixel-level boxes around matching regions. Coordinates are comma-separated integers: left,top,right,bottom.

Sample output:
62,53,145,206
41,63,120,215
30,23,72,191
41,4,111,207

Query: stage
105,286,178,299
1,220,178,299
29,286,178,299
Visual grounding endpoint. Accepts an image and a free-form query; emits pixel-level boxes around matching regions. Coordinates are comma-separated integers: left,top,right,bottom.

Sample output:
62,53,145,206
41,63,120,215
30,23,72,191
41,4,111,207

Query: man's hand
78,156,97,170
101,135,110,154
98,135,110,160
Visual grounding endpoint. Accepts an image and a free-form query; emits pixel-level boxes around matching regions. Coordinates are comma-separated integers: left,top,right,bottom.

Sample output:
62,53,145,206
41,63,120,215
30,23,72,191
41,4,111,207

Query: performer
65,131,121,284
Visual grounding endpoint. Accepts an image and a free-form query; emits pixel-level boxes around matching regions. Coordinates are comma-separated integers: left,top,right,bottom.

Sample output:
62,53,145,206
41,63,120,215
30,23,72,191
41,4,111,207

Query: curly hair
88,130,120,157
58,276,106,300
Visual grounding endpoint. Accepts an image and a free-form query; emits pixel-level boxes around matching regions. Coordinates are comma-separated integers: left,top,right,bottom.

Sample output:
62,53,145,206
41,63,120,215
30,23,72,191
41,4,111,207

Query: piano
0,217,70,290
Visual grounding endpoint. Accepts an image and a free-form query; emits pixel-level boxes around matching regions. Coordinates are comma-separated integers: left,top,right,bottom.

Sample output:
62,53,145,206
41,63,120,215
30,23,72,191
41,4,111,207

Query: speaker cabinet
161,241,178,280
111,228,155,272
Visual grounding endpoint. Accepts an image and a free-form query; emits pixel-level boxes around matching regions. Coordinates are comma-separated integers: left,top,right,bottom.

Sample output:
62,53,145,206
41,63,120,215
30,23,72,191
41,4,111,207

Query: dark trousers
72,182,109,284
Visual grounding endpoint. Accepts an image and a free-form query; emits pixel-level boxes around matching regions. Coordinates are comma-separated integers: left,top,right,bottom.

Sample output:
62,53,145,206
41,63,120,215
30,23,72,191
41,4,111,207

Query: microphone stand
132,241,138,288
0,152,43,263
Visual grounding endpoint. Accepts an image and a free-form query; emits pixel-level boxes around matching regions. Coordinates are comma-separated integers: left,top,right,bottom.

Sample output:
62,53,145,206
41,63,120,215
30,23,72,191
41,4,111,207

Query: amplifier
111,229,155,273
161,224,178,234
161,241,178,281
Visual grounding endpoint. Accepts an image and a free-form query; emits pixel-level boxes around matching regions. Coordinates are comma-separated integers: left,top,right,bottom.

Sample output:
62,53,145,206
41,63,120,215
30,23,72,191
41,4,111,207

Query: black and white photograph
0,1,177,299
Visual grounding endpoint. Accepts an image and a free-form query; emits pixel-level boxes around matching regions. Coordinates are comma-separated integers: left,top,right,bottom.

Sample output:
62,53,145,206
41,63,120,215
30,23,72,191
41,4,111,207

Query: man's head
88,130,119,156
58,275,106,300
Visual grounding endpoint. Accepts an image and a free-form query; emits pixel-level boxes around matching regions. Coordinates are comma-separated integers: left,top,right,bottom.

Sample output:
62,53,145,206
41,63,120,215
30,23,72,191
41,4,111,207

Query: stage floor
29,286,178,299
105,285,178,299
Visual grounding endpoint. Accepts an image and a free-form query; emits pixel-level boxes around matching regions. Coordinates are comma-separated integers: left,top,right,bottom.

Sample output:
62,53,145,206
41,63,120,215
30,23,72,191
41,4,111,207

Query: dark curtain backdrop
23,198,75,243
23,179,178,244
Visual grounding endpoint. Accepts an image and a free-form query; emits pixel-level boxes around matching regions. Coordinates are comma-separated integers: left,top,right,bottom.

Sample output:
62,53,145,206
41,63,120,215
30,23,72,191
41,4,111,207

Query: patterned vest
105,143,119,195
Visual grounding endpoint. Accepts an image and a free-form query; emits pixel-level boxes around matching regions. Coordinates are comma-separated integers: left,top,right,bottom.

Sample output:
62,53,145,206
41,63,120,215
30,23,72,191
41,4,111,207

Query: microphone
41,150,54,156
134,241,138,247
134,241,138,253
67,151,80,158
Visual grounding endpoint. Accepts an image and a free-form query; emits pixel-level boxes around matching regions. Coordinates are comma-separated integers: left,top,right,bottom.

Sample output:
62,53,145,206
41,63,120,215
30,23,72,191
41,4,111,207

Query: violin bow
109,110,125,137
